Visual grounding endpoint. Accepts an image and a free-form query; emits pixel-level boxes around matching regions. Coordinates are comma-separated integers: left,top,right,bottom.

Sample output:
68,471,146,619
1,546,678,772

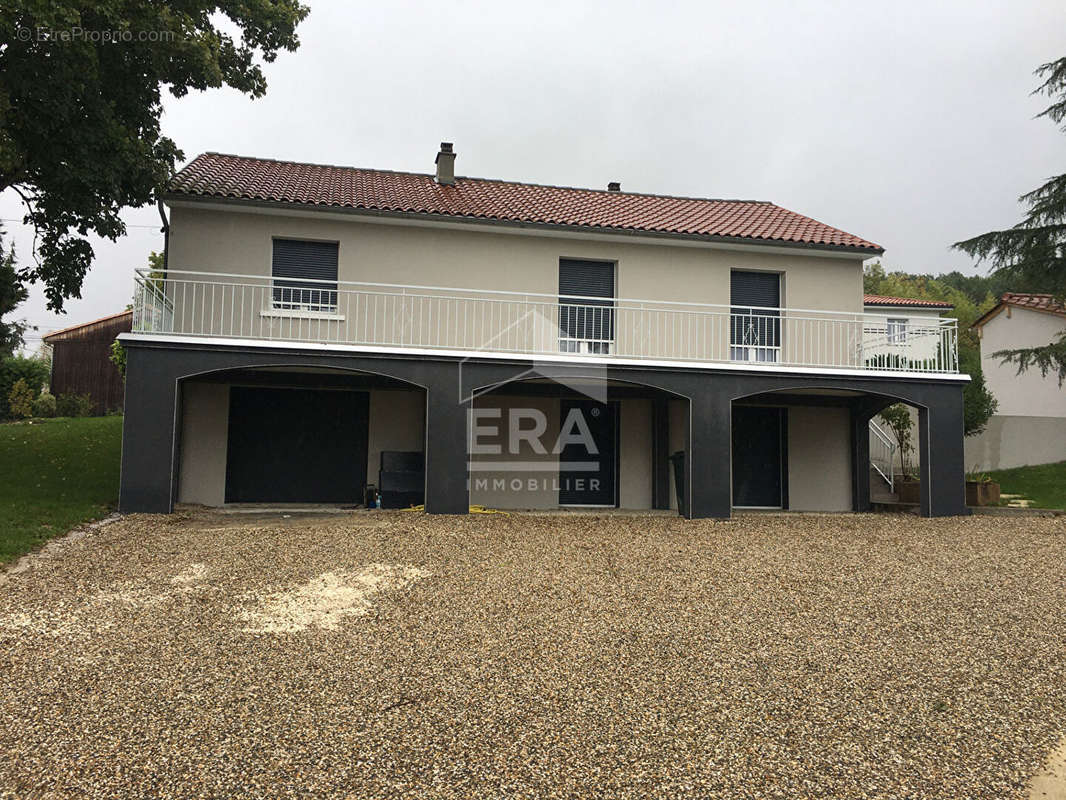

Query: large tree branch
991,333,1066,387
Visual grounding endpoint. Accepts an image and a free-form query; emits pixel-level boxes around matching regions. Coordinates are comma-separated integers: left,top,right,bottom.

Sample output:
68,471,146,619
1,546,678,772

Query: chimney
607,181,621,192
435,142,455,185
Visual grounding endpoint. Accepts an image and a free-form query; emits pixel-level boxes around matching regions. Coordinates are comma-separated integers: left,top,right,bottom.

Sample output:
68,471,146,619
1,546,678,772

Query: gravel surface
1,510,1064,799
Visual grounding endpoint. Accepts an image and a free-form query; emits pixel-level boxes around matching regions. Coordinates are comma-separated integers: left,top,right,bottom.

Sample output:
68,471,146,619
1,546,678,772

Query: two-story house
118,144,969,518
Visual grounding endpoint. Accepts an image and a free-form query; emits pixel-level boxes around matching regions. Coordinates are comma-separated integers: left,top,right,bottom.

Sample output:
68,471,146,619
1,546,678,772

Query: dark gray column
917,387,968,517
651,397,671,510
119,345,180,513
422,363,469,514
686,392,732,519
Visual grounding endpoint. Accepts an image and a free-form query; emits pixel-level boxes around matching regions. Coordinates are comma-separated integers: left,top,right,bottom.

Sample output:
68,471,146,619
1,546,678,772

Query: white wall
980,307,1066,418
965,415,1066,471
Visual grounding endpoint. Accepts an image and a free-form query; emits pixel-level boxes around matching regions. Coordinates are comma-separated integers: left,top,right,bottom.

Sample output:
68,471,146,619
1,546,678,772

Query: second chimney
607,181,621,192
435,142,455,185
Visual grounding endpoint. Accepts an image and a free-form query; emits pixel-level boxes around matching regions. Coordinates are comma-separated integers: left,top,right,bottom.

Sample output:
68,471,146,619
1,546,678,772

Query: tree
0,227,30,355
953,57,1066,385
0,0,309,311
960,348,998,436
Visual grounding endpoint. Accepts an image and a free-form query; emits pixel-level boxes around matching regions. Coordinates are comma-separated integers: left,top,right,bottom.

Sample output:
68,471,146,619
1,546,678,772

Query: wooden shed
43,310,132,415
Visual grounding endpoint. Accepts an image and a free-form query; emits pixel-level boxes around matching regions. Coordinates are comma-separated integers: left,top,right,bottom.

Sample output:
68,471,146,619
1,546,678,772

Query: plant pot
897,480,921,504
966,481,1001,507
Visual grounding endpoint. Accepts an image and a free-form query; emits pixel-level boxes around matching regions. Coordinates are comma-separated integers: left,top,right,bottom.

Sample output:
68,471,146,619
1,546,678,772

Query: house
43,310,132,415
966,293,1066,470
117,144,969,517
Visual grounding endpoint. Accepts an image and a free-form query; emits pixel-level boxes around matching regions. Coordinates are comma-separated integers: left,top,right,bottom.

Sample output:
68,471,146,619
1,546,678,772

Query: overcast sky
4,0,1064,348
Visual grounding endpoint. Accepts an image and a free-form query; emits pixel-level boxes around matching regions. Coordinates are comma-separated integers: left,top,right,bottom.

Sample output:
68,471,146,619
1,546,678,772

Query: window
271,239,339,312
730,271,781,362
887,318,908,343
559,259,615,354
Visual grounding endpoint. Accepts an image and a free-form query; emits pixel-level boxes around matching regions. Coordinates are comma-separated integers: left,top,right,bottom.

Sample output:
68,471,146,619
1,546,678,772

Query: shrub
7,378,35,419
0,355,49,419
32,391,57,418
109,337,126,378
56,392,94,418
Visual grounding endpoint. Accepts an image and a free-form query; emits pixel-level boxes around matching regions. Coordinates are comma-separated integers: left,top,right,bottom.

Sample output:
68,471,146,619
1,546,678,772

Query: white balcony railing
132,269,960,374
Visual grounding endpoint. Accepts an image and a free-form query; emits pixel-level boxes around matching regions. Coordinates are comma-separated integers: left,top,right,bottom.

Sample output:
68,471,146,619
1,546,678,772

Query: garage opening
224,386,369,503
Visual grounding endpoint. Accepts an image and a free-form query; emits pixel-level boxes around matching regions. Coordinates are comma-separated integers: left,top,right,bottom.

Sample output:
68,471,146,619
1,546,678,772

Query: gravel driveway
1,510,1064,799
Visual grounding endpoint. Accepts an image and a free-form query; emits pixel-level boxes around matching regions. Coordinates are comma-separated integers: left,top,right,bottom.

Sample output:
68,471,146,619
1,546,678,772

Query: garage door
225,387,369,503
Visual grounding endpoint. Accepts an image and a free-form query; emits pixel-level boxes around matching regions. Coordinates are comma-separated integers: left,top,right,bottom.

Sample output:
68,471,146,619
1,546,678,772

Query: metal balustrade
131,269,960,374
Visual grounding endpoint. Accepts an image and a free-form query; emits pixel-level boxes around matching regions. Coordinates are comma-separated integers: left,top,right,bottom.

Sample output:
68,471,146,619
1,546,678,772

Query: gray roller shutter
730,270,780,308
731,270,781,351
272,239,339,310
559,259,615,344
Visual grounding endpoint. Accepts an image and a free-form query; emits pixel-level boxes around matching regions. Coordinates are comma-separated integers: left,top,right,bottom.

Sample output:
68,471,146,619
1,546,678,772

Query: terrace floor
1,510,1064,798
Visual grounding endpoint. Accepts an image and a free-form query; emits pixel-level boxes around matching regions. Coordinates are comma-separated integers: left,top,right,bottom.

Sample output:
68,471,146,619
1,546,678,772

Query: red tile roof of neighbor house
167,152,884,253
971,293,1066,329
863,294,954,309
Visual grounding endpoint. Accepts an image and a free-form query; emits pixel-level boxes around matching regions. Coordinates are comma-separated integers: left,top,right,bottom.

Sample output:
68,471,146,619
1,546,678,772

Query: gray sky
4,0,1064,347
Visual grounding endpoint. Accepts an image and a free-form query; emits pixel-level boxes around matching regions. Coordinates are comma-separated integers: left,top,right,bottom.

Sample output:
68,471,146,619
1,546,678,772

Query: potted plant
897,470,921,504
966,473,1001,506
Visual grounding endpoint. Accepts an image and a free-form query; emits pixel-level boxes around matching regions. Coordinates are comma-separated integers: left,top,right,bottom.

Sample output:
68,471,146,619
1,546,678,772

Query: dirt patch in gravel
1030,737,1066,800
0,509,1064,799
238,564,430,633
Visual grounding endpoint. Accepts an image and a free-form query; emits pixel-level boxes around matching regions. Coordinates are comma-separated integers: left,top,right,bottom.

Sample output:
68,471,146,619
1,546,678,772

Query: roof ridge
193,152,772,206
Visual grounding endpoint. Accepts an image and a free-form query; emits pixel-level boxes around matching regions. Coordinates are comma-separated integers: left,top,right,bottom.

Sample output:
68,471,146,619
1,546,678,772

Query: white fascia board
118,332,971,383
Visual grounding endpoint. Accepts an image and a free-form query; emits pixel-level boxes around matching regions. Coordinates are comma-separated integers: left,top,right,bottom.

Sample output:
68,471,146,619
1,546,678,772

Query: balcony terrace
131,269,960,376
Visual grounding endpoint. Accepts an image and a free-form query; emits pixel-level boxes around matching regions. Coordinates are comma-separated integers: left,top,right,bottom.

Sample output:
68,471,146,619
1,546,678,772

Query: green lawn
985,460,1066,510
0,416,123,564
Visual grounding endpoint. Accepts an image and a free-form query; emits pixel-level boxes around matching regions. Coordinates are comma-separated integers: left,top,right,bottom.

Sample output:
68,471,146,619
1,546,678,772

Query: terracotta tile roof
863,294,954,309
167,153,883,253
971,292,1066,329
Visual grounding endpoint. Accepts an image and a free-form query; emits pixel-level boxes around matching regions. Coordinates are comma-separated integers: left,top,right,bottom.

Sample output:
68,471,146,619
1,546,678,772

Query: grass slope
985,461,1066,510
0,416,123,563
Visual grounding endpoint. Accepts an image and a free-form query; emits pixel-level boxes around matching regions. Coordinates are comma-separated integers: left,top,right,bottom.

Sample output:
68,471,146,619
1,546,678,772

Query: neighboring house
966,293,1066,471
862,295,955,369
43,310,132,415
861,295,955,487
118,144,969,518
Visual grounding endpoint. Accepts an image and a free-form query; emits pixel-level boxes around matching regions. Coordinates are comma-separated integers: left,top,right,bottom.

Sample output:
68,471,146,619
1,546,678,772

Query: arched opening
176,365,426,508
467,375,686,512
730,386,923,513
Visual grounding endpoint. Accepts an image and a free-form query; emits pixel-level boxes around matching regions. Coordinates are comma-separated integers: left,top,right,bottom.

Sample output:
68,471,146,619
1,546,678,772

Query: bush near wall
56,393,94,418
0,356,50,420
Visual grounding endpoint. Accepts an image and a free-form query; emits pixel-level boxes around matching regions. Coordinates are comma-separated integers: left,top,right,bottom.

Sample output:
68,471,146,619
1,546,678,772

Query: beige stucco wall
367,389,425,486
162,204,866,362
619,399,653,509
980,307,1066,418
178,382,229,506
787,406,852,511
964,415,1066,471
